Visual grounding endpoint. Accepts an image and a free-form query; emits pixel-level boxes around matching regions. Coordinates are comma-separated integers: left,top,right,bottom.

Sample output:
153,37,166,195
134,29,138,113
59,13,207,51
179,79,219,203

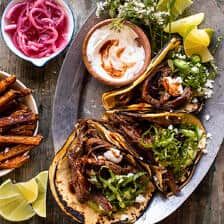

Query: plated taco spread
49,0,220,223
49,112,206,223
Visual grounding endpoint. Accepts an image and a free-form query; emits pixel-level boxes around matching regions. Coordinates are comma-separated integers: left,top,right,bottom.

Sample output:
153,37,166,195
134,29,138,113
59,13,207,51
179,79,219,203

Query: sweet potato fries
0,74,42,170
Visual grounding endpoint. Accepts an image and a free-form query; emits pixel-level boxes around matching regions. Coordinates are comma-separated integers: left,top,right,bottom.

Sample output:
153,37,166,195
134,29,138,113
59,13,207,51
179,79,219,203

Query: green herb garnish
96,0,172,53
89,169,148,210
140,124,201,178
168,48,214,94
110,18,125,32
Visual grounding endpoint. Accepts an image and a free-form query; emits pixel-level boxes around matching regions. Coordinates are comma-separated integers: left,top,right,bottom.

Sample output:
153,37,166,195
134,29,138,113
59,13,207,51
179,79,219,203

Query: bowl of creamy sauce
83,19,151,86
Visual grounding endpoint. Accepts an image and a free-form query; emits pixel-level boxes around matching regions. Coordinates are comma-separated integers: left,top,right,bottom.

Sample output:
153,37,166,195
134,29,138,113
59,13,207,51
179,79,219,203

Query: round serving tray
52,2,224,223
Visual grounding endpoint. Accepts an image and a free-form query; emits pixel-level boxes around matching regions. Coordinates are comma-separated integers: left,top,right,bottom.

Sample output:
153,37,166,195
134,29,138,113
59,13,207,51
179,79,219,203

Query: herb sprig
96,0,171,54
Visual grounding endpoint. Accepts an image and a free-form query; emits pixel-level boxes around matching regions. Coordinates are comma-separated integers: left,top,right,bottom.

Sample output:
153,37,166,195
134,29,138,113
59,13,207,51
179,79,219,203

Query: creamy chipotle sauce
86,24,145,83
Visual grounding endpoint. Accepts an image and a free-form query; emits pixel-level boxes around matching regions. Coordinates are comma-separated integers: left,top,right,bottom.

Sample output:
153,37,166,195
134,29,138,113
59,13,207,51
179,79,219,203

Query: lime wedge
0,179,35,222
16,178,38,203
205,28,215,40
0,180,19,199
164,13,205,37
184,28,213,62
32,171,48,218
157,0,193,18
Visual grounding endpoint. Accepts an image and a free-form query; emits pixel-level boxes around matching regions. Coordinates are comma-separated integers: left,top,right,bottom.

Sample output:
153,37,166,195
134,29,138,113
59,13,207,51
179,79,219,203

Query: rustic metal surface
52,1,224,224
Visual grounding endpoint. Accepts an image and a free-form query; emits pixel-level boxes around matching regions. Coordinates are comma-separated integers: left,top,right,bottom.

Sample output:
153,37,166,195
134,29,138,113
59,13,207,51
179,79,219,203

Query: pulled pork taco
102,38,207,113
104,112,207,196
49,119,155,224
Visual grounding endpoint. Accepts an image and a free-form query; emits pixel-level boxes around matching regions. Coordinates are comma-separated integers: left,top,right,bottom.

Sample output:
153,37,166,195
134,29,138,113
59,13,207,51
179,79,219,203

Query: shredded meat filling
142,65,192,110
67,120,140,205
106,113,141,143
91,194,113,212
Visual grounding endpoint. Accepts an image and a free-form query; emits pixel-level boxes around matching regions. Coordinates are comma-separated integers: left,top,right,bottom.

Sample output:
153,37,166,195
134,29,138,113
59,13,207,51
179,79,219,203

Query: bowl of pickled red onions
1,0,75,67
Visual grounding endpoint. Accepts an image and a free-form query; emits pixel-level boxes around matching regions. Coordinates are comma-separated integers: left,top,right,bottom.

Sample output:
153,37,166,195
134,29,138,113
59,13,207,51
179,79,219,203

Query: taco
49,119,155,224
104,111,207,196
102,38,204,113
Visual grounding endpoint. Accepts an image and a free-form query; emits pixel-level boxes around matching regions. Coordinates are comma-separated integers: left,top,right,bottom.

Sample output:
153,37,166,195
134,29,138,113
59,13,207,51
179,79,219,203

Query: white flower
96,2,104,17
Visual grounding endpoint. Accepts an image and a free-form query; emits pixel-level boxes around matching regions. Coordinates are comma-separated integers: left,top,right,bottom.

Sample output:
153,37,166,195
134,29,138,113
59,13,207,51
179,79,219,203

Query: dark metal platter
52,1,224,223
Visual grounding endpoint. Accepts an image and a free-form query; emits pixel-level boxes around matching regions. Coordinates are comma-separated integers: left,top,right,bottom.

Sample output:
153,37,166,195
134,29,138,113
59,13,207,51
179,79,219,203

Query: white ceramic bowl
0,71,39,177
1,0,75,67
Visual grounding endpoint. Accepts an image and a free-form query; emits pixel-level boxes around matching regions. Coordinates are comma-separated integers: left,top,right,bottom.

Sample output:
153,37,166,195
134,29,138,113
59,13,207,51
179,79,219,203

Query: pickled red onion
4,0,68,58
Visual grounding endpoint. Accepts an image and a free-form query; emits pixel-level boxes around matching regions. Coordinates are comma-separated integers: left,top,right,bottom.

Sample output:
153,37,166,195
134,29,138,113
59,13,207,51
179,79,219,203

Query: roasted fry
0,127,6,135
0,89,19,109
0,75,41,171
0,154,29,169
0,89,22,109
11,109,29,116
0,75,16,94
0,145,34,162
0,135,43,145
0,88,32,110
18,87,32,96
0,110,38,128
7,124,36,136
15,103,31,112
0,100,18,115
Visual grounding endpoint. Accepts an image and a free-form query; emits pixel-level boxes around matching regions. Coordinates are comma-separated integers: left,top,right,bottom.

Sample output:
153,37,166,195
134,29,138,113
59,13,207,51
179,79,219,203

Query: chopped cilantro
89,168,148,210
140,124,202,178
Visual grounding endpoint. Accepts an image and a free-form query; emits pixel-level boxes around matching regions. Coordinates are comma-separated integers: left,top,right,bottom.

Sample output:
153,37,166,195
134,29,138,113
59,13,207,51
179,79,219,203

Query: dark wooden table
0,0,223,224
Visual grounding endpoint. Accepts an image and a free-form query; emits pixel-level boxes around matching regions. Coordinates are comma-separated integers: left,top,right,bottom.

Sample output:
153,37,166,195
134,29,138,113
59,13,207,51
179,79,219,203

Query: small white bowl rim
0,71,39,177
1,0,76,67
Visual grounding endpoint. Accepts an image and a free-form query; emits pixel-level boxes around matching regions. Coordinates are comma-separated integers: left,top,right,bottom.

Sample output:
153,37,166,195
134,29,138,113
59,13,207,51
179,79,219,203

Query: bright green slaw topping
140,124,202,178
89,168,148,210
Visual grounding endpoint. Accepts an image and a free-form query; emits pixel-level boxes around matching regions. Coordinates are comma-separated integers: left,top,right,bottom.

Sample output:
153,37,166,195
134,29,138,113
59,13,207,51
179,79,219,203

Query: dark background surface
0,0,223,224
